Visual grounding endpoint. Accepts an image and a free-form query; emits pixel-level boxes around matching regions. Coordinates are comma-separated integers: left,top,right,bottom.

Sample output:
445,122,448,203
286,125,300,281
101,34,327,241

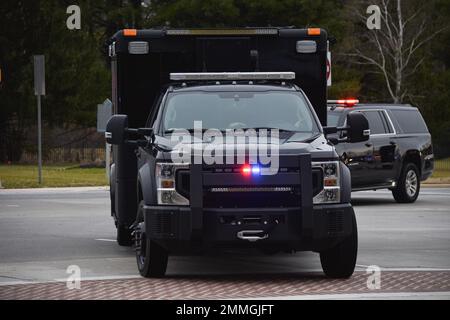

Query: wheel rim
405,169,418,198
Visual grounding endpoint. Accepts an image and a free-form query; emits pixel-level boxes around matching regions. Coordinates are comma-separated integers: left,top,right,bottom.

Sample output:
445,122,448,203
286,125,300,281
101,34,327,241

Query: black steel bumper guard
144,154,354,253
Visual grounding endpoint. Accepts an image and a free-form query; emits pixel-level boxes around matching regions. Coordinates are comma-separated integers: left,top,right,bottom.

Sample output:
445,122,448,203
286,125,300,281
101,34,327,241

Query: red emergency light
337,98,359,107
242,165,252,176
241,165,261,176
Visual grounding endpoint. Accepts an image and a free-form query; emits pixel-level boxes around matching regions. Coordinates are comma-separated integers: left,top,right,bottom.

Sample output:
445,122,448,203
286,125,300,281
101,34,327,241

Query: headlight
156,163,189,205
313,161,340,204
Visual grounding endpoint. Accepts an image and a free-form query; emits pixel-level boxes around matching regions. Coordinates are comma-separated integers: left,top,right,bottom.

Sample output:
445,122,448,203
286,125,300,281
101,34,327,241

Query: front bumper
144,203,354,253
145,154,354,253
421,156,435,181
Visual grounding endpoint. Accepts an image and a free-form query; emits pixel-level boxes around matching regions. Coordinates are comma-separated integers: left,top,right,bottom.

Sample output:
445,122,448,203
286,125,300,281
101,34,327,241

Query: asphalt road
0,186,449,298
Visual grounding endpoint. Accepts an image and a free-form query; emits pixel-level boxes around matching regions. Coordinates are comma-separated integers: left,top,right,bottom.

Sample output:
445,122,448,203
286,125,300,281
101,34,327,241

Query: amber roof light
307,28,321,36
123,29,137,37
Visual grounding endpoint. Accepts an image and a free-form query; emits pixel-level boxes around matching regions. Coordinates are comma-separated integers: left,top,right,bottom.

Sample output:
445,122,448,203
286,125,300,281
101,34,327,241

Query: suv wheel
117,224,133,246
134,201,168,278
392,163,420,203
320,212,358,278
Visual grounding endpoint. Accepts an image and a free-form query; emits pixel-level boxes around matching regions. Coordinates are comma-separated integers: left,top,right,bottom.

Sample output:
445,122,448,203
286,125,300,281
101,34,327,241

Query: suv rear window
391,109,428,134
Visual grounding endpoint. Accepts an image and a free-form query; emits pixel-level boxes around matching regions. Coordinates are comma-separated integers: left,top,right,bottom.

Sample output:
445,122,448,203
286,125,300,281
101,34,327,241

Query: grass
432,158,450,177
425,158,450,184
432,170,450,179
0,165,107,189
0,158,449,189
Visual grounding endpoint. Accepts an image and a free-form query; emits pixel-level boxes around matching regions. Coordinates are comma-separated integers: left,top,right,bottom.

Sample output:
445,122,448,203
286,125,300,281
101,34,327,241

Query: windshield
327,111,343,127
162,91,320,135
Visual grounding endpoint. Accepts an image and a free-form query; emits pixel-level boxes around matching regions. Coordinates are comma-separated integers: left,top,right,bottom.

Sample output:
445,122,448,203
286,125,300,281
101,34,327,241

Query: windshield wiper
286,132,322,143
164,128,218,134
164,127,298,134
238,127,299,133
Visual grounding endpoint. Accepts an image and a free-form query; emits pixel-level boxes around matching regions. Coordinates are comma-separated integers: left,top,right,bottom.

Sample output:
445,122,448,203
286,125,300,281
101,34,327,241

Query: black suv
327,101,434,203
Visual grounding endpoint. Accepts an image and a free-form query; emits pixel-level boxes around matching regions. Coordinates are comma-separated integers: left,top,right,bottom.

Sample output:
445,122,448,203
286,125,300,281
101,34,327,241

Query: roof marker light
123,29,137,37
307,28,321,36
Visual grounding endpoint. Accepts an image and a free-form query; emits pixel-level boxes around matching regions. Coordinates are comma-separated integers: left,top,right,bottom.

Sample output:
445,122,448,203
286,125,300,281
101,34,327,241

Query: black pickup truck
105,28,370,279
327,100,434,203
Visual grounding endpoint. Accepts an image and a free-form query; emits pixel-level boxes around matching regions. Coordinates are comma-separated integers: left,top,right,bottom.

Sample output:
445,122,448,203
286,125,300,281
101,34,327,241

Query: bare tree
348,0,447,103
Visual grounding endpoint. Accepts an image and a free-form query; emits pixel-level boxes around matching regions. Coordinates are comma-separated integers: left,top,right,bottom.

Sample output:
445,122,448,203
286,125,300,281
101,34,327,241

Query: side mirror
105,115,128,145
323,126,339,145
346,112,370,143
105,114,155,147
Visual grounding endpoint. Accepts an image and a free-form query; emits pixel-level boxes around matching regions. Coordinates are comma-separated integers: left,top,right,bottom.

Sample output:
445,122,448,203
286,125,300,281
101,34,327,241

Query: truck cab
105,28,369,279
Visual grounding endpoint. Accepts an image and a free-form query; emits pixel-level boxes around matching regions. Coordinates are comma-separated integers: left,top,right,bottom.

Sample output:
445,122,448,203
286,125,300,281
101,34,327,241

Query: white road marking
362,227,450,232
420,193,450,196
53,274,141,282
95,239,116,242
357,208,450,212
354,190,450,195
242,291,450,300
0,275,141,287
356,264,450,271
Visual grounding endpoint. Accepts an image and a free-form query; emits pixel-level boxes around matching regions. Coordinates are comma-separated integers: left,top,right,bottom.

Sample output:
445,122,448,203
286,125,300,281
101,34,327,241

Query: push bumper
144,154,354,253
144,203,354,253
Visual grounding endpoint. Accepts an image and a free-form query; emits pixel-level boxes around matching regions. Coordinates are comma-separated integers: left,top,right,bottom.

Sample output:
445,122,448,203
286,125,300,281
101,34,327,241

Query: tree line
0,0,449,161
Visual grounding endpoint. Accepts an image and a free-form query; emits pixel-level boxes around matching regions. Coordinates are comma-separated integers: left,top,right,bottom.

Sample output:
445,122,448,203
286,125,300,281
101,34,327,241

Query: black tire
110,190,116,218
117,224,133,247
392,163,420,203
320,212,358,278
135,201,168,278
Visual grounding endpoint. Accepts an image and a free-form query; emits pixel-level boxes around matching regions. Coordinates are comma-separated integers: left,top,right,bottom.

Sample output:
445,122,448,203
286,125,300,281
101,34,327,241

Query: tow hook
237,219,279,242
237,230,269,242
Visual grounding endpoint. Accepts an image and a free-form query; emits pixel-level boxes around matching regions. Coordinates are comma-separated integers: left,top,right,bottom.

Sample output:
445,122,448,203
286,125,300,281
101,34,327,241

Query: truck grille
203,188,300,208
176,167,323,208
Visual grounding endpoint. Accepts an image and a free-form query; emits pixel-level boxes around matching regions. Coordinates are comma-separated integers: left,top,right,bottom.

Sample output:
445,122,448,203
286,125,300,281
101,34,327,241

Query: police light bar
328,99,359,107
170,72,296,81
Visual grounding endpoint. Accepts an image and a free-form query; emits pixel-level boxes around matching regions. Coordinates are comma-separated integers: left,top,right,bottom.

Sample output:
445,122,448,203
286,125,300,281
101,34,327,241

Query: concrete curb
0,186,109,194
422,184,450,188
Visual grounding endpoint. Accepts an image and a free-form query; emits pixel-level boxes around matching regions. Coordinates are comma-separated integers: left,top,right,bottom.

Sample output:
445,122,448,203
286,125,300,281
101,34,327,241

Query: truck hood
155,133,337,161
